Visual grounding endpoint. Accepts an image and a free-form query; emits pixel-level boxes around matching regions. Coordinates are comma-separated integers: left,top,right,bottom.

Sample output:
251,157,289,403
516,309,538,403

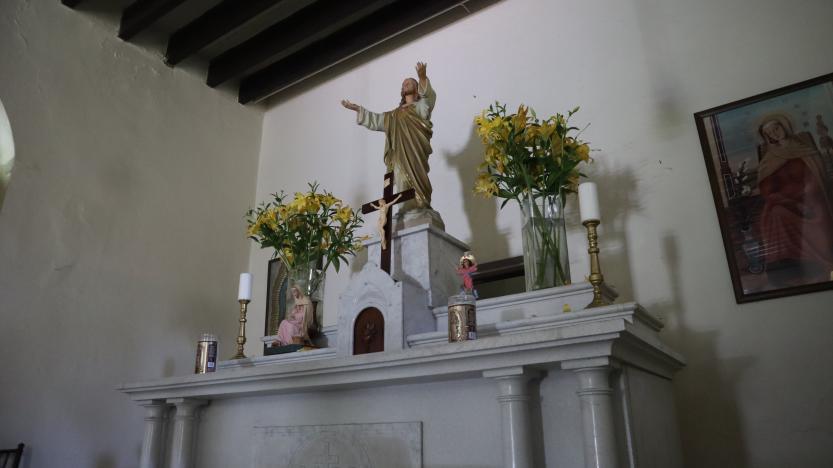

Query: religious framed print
264,258,289,342
695,72,833,303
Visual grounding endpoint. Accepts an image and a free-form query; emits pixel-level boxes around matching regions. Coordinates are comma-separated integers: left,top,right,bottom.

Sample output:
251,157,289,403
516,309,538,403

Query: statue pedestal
366,223,469,309
393,207,445,231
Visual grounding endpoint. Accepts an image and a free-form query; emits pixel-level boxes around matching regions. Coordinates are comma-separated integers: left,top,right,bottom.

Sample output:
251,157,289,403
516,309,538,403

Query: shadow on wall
445,125,511,262
654,233,753,467
94,454,116,468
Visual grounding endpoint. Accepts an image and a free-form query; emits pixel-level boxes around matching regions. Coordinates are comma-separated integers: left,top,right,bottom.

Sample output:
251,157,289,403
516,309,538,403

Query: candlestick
578,182,600,223
583,219,610,308
231,299,250,360
238,273,252,301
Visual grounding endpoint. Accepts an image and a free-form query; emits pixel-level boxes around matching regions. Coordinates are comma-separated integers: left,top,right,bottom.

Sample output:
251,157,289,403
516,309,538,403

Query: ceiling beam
119,0,187,41
165,0,285,66
238,0,466,104
207,0,390,88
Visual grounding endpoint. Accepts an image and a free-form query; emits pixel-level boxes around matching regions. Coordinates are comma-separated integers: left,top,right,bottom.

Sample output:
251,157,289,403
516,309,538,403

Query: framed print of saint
695,73,833,303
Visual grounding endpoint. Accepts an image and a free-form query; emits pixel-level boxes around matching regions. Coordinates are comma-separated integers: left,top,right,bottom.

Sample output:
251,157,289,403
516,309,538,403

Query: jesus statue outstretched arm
341,99,385,132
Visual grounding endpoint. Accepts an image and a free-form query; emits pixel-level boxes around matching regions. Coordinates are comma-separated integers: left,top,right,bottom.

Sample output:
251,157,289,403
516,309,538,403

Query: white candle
578,182,601,222
237,273,252,301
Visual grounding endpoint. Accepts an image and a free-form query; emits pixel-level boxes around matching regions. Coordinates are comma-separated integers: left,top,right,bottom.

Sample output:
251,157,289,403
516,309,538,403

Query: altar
118,266,685,468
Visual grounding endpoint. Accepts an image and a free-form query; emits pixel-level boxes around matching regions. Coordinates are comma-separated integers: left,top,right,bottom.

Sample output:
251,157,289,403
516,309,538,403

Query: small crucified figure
370,194,402,250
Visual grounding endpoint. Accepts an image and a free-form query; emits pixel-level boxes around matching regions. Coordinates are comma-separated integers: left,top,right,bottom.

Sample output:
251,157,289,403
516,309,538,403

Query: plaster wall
251,0,833,466
0,2,262,467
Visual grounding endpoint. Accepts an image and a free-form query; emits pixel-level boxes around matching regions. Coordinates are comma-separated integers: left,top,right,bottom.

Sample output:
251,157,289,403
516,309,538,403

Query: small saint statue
342,61,441,226
456,251,478,298
276,286,314,346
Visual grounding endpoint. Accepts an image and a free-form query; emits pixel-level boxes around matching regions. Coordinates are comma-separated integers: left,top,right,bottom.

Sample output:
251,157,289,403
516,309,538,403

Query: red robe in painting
758,132,833,282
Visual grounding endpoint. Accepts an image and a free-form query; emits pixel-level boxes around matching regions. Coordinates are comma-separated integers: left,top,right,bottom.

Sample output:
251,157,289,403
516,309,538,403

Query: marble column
483,367,540,468
568,362,619,468
137,400,168,468
167,398,207,468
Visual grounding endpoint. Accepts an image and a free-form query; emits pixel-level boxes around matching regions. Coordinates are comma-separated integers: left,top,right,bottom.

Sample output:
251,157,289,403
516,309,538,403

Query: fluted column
137,400,168,468
167,398,207,468
569,363,619,468
483,367,540,468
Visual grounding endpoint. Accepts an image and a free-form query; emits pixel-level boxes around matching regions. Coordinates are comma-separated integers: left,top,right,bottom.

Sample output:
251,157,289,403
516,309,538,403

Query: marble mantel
118,291,685,468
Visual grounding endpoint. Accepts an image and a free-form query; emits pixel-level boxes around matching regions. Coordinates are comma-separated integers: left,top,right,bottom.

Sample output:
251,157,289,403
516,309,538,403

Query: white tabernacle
118,226,685,468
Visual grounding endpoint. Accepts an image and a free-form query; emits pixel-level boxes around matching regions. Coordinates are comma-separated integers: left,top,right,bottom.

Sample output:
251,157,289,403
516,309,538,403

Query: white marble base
366,223,469,309
337,263,433,355
122,302,685,468
432,281,618,331
251,422,421,468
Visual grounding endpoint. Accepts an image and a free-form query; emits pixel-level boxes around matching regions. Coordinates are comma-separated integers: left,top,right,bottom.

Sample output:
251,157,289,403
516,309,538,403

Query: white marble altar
120,224,685,468
120,286,685,468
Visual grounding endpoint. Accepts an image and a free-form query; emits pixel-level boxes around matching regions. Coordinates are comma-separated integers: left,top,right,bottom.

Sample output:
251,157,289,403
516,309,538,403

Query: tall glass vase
287,260,326,339
520,193,571,291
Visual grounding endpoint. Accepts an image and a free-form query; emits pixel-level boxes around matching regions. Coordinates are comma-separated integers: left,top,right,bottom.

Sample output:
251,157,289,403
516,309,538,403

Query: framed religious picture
695,72,833,303
264,258,289,344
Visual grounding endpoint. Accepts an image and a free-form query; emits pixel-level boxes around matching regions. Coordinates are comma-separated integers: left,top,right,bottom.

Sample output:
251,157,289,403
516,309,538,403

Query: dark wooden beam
61,0,83,8
237,0,465,104
119,0,187,41
207,0,390,88
165,0,285,66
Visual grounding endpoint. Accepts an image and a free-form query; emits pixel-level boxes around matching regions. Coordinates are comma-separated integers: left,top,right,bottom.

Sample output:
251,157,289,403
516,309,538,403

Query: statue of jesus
341,62,438,223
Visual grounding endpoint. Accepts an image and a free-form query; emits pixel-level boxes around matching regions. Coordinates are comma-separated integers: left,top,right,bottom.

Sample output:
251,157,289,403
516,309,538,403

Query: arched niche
353,307,384,355
0,98,14,210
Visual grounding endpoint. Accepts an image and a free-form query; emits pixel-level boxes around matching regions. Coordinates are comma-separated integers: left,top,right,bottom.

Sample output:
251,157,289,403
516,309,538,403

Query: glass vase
287,260,326,339
520,193,571,291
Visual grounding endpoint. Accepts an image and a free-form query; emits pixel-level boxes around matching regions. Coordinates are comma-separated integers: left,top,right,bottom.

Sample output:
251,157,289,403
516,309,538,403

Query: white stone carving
337,263,432,355
251,422,421,468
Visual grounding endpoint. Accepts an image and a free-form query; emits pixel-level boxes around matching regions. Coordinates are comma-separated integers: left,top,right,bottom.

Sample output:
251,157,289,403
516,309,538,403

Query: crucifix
362,172,415,274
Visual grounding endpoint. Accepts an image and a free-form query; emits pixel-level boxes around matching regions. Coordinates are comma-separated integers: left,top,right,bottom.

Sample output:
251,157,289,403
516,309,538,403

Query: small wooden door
353,308,384,355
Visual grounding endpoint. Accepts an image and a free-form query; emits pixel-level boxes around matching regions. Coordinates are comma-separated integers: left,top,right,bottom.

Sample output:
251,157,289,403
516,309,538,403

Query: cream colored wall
250,0,833,466
0,2,262,467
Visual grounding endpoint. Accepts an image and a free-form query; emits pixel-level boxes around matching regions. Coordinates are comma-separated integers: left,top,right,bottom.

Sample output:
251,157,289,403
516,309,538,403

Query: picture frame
264,258,289,344
695,72,833,303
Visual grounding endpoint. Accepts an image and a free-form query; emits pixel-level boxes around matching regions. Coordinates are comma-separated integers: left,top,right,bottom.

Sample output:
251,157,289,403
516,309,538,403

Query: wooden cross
361,172,415,273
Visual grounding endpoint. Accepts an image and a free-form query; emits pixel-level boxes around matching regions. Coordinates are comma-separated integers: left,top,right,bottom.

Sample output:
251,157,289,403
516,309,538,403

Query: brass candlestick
232,299,250,359
582,219,610,308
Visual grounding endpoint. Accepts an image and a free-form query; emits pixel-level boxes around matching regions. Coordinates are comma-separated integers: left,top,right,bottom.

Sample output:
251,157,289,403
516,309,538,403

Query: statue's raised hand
341,99,359,112
415,62,427,80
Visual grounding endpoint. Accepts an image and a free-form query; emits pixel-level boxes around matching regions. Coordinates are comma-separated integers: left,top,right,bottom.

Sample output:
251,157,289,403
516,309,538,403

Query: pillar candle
578,182,600,222
237,273,252,301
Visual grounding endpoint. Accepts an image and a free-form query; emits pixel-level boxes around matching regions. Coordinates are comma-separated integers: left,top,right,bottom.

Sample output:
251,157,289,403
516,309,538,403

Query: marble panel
250,422,421,468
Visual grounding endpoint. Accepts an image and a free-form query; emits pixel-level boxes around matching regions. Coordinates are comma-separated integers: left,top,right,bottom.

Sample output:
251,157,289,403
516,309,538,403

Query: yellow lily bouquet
246,183,365,277
473,103,591,204
473,103,593,291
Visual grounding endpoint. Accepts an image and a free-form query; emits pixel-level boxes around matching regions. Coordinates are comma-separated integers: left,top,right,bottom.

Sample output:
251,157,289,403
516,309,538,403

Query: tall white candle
578,182,601,222
237,273,252,301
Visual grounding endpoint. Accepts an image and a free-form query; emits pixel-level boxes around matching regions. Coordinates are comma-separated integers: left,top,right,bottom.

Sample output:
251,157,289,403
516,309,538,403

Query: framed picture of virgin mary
695,73,833,303
264,258,289,347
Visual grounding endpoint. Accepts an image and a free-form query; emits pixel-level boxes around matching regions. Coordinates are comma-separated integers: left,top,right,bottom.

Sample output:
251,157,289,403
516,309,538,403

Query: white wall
250,0,833,466
0,2,262,467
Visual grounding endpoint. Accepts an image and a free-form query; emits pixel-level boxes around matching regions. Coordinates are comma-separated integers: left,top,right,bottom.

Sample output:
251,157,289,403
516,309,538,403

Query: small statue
456,251,478,298
276,286,313,346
